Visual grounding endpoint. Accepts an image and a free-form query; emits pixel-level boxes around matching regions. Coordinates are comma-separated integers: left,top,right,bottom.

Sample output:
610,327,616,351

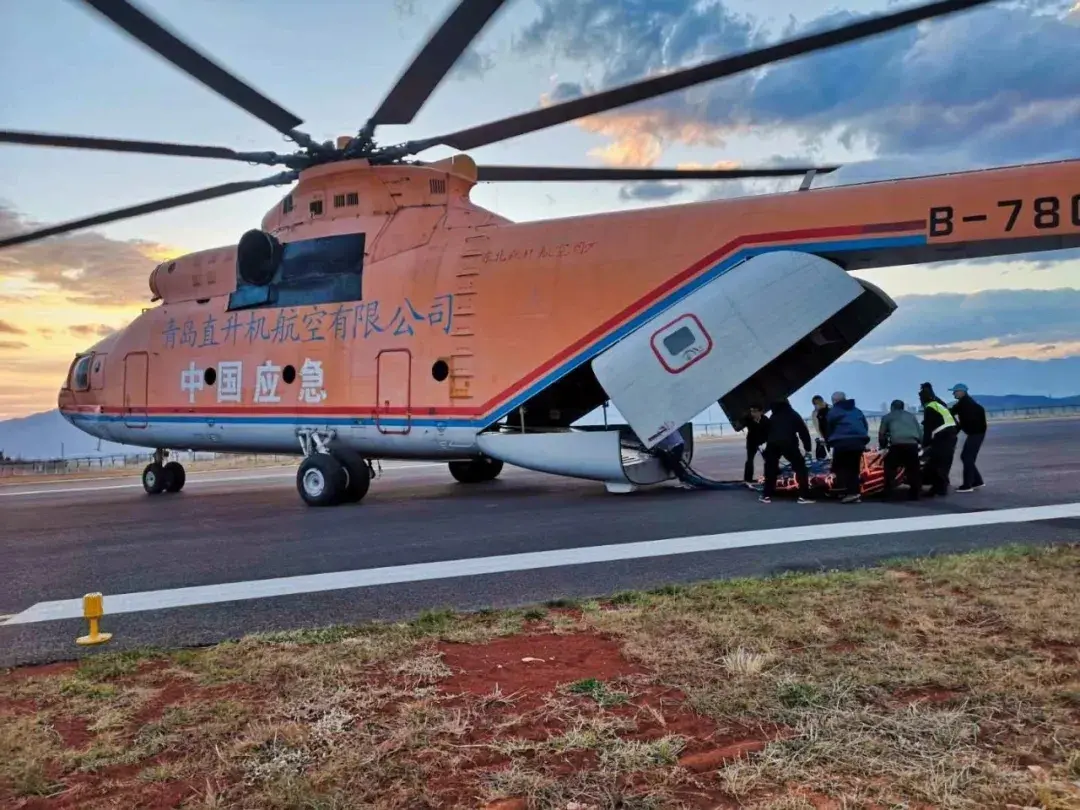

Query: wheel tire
296,454,348,507
163,461,186,493
142,462,166,495
333,451,371,503
449,457,504,484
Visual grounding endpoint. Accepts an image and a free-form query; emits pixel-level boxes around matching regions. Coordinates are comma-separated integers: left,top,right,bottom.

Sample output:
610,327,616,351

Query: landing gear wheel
142,462,166,495
449,457,504,484
297,453,348,507
162,461,186,493
334,451,372,503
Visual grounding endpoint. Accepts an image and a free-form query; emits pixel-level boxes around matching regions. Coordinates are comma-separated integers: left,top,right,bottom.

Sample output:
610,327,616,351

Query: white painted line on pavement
0,462,447,498
5,501,1079,626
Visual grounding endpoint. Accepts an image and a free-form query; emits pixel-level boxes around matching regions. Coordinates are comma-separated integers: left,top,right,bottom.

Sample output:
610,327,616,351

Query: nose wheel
142,450,186,495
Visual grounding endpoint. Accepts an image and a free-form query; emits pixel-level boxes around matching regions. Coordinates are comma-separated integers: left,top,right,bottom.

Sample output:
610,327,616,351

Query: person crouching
878,399,922,500
919,386,958,496
759,399,814,505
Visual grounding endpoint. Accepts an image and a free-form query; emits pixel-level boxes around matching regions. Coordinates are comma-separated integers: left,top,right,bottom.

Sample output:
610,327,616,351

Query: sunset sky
1,0,1078,418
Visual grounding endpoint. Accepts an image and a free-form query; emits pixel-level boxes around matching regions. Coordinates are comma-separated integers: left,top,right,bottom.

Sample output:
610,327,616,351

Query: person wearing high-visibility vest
918,386,958,496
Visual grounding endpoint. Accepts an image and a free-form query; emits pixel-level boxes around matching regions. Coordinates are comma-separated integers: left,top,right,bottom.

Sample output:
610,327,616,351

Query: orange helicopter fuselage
57,155,1080,460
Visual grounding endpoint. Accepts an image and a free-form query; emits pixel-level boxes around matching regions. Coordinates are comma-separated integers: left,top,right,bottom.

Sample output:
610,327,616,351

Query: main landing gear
295,428,376,507
142,449,186,495
448,456,504,484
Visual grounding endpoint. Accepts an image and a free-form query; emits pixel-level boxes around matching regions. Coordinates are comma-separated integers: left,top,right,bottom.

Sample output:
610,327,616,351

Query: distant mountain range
792,355,1080,410
0,410,135,462
2,355,1079,461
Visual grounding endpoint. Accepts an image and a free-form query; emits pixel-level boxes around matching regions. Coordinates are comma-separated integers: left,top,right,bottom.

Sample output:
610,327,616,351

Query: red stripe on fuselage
67,220,924,421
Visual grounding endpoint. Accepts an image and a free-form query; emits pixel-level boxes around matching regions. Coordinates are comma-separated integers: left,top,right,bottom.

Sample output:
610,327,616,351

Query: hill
792,355,1080,413
0,410,134,462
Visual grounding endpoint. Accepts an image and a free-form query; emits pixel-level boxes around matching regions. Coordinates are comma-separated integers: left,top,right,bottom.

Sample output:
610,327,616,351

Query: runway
2,418,1079,668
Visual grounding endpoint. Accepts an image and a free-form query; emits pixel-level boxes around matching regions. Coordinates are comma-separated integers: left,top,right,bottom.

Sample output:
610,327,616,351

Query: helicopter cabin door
375,349,411,435
123,351,149,429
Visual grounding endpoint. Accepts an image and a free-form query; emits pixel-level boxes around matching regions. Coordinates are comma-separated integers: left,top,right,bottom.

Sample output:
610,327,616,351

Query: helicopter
2,0,1077,507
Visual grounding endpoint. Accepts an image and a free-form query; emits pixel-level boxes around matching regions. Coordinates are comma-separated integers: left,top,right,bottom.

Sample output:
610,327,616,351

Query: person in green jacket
878,399,922,500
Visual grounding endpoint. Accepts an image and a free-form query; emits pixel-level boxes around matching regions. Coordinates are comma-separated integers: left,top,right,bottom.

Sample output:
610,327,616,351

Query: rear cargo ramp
590,250,896,446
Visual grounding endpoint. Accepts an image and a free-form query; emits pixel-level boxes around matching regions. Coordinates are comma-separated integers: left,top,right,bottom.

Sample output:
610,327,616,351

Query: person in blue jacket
826,391,870,503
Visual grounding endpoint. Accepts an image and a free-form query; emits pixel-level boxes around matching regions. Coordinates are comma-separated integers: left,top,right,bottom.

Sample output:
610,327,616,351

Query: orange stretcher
758,449,909,498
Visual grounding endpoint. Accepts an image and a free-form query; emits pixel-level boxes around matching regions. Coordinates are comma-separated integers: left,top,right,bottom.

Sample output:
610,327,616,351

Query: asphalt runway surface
3,418,1080,668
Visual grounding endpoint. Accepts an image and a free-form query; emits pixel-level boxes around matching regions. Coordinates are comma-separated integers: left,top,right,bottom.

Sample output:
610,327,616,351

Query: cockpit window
71,354,92,391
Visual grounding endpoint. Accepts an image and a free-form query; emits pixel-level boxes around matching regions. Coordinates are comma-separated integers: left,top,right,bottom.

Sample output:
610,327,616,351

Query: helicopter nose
58,384,76,424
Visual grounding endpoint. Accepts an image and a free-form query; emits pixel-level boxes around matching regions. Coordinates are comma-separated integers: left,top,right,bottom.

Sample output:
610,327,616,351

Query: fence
0,450,297,479
1,404,1077,479
691,403,1080,438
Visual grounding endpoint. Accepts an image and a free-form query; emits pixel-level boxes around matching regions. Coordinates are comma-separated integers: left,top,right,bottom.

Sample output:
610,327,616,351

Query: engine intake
236,229,282,286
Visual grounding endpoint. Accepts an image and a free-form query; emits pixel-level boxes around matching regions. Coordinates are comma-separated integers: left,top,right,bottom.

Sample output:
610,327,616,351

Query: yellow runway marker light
76,592,112,646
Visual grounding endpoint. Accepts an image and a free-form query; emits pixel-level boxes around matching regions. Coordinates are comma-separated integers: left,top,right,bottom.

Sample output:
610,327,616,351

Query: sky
0,0,1078,418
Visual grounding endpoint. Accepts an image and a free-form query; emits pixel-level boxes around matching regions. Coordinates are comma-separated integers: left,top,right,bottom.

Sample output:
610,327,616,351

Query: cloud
68,324,117,338
855,338,1080,362
450,46,494,79
0,319,25,335
617,158,753,201
922,247,1080,271
520,0,1079,170
0,204,183,306
0,340,28,350
847,287,1080,360
0,354,72,418
618,181,687,201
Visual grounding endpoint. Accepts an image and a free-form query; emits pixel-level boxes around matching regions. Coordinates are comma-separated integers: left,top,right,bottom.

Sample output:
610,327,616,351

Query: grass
1,544,1079,809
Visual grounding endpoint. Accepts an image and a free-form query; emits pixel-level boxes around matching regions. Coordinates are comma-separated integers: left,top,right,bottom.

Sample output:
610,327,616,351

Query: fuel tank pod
590,250,896,445
476,423,695,491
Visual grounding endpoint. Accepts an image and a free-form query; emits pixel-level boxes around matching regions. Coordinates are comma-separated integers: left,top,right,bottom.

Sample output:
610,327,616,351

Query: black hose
662,453,749,490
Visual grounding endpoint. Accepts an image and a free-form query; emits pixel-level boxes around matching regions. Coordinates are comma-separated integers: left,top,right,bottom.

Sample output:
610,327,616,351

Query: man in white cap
949,383,987,492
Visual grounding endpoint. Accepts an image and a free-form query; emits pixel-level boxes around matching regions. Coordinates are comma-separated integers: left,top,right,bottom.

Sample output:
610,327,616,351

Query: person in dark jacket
878,399,922,499
949,383,986,492
826,391,870,503
743,405,771,486
760,399,814,504
919,386,958,496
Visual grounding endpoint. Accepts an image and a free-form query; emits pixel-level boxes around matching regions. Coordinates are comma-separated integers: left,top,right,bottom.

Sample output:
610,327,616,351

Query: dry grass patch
2,547,1080,808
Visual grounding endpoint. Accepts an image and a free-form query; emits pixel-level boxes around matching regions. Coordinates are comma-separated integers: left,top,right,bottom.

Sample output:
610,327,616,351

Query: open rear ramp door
591,251,894,447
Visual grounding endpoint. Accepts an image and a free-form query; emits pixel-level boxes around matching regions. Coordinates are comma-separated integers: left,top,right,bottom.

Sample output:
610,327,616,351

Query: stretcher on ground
756,448,911,498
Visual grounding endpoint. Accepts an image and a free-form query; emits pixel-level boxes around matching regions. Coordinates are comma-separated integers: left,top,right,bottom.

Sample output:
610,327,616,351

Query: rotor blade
0,172,297,250
0,129,284,165
476,165,840,182
408,0,997,153
76,0,307,141
367,0,509,128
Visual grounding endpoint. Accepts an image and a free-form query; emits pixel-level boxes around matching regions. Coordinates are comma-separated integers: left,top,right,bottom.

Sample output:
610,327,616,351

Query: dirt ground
2,544,1079,809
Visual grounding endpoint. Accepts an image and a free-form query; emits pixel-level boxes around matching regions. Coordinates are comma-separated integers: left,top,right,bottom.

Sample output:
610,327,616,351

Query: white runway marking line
4,501,1080,627
0,462,446,497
